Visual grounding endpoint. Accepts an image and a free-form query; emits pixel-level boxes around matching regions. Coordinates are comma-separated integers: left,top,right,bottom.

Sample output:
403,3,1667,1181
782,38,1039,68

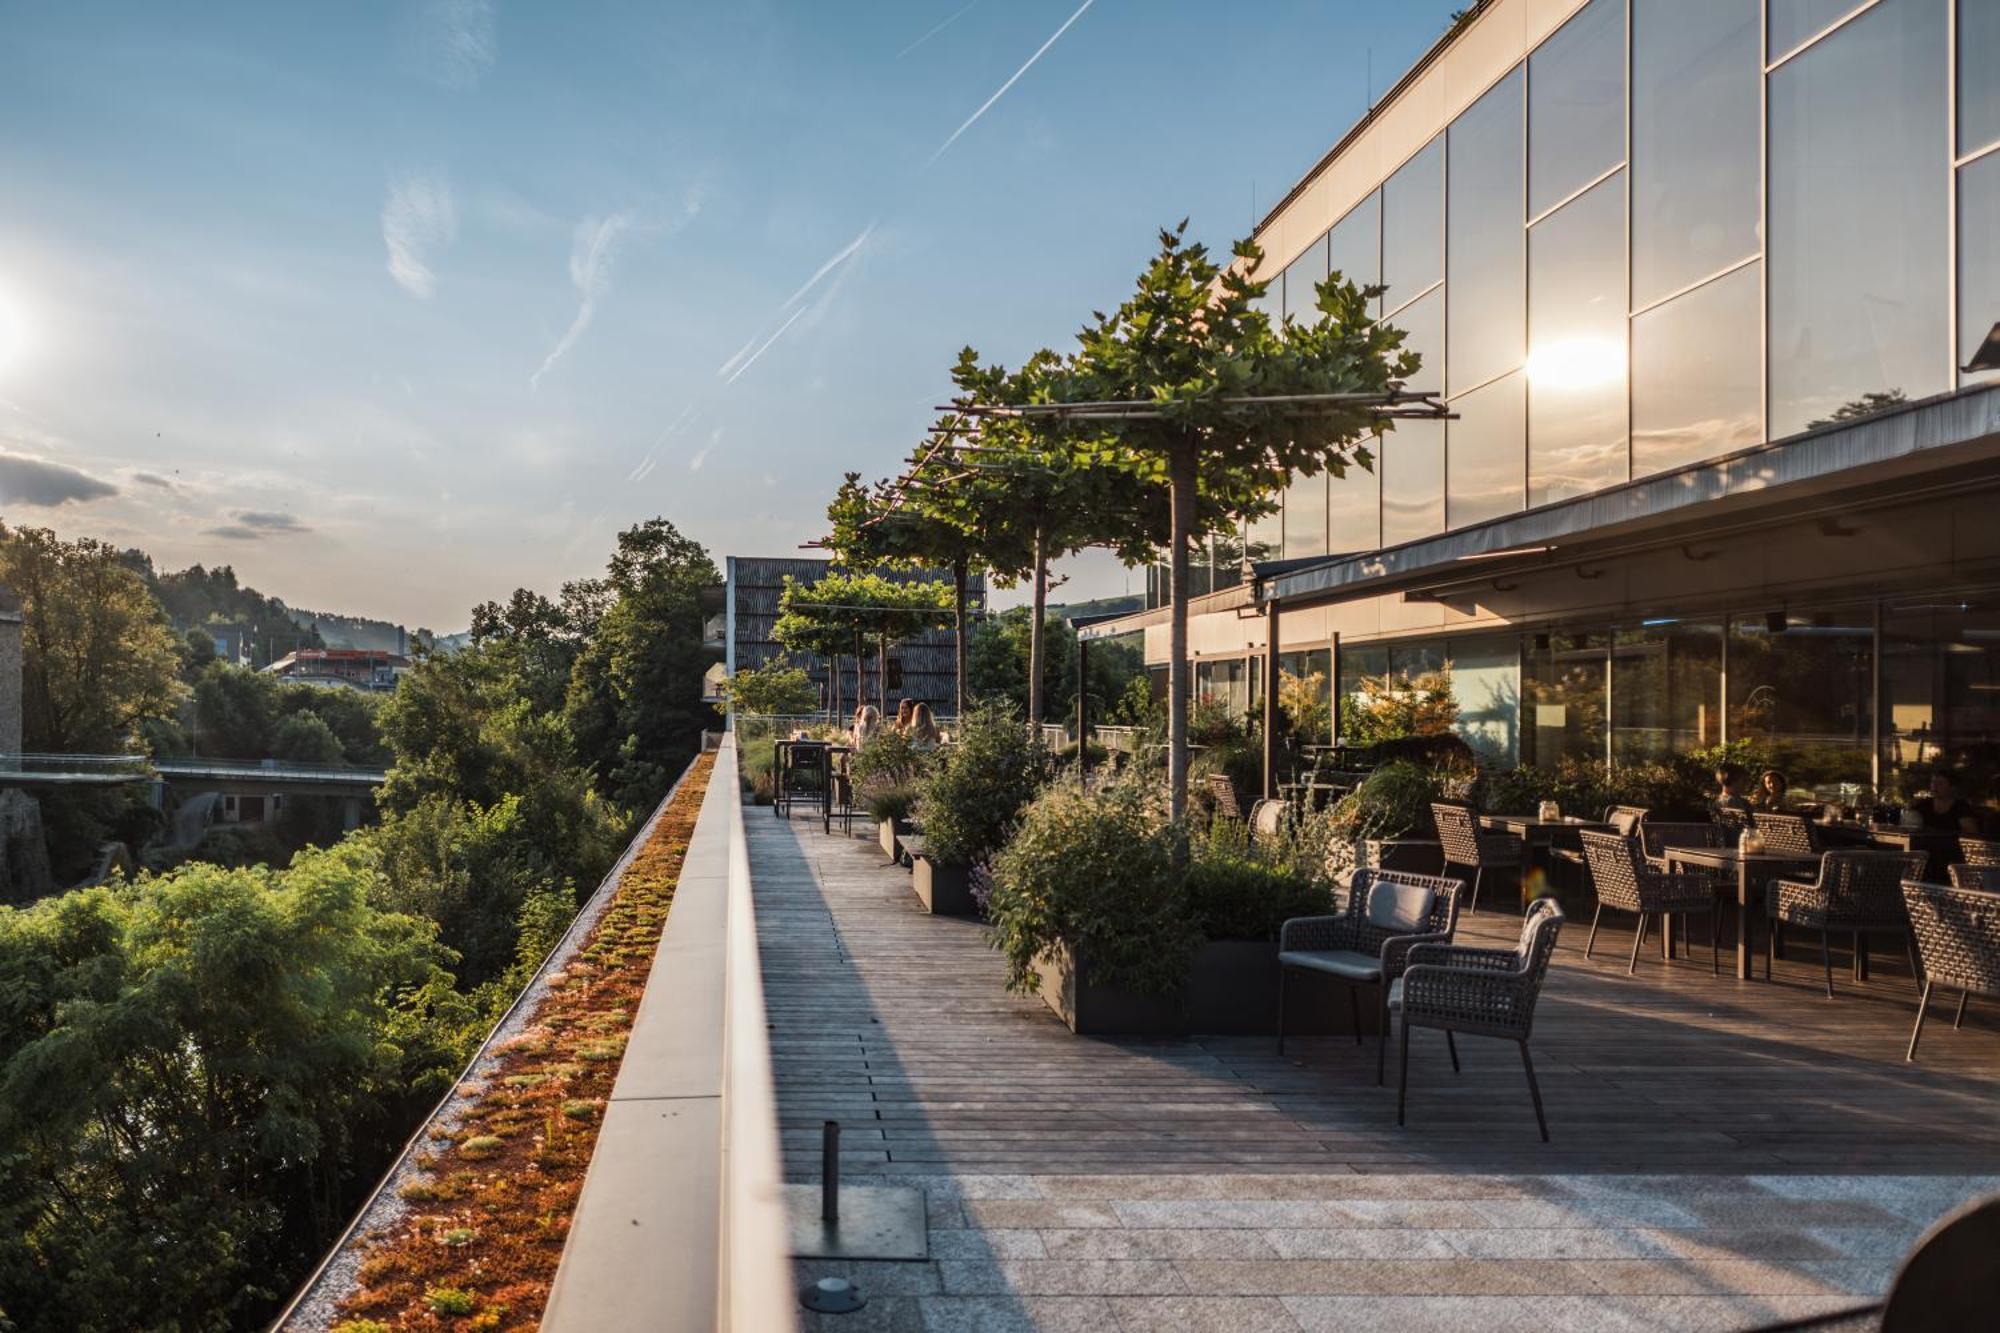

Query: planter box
912,855,977,917
878,819,911,863
1363,838,1445,876
1032,940,1350,1037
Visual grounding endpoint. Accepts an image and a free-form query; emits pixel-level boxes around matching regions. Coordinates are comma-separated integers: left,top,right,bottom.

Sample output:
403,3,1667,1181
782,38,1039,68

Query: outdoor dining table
772,739,851,833
1480,814,1616,885
1661,844,1821,980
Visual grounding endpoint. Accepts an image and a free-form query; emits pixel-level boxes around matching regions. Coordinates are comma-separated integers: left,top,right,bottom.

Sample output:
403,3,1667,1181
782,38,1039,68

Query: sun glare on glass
1527,336,1624,390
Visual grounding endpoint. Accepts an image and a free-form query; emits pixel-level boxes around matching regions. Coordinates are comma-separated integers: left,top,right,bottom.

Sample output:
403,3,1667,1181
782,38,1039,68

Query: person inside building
908,702,941,749
1910,768,1980,835
1753,768,1791,812
1712,763,1752,816
893,698,916,735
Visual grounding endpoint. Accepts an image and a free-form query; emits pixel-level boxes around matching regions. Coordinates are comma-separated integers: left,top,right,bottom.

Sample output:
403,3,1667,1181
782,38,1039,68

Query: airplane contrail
928,0,1094,166
725,304,809,385
898,0,980,59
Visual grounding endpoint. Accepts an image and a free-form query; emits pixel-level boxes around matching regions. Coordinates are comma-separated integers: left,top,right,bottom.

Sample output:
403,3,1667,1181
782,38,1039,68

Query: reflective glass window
1631,262,1763,476
1277,648,1335,745
1282,472,1327,559
1964,0,2000,154
1528,173,1629,505
1188,537,1212,598
1327,447,1381,554
1327,192,1380,307
1447,370,1525,529
1245,508,1281,568
1771,0,1872,58
1960,154,2000,386
1381,136,1443,312
1727,607,1874,787
1282,237,1328,324
1447,636,1522,765
1447,67,1526,393
1381,287,1445,543
1611,621,1723,762
1632,0,1761,307
1880,605,2000,803
1521,631,1609,768
1769,0,1948,437
1211,527,1245,591
1528,0,1625,218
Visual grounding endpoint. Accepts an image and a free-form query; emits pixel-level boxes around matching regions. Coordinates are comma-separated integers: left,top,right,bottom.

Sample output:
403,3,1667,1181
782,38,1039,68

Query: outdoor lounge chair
1390,898,1565,1142
1278,869,1463,1085
1960,837,2000,869
1766,850,1928,997
1902,879,2000,1061
1579,830,1723,975
1639,820,1724,873
1949,863,2000,893
1432,801,1522,915
1208,772,1245,822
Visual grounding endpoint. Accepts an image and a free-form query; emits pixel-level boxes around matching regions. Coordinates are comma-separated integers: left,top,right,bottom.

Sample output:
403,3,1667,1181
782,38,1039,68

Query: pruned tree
772,571,954,716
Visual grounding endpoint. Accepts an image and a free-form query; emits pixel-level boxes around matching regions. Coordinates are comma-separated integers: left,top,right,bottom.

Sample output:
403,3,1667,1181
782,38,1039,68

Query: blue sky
0,0,1460,628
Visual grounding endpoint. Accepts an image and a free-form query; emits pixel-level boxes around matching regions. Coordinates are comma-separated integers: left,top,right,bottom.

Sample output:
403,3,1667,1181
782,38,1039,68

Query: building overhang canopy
1262,385,2000,612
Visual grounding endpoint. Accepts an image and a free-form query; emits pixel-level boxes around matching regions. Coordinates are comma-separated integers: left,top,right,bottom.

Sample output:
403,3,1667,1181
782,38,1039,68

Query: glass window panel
1611,620,1723,762
1447,67,1527,393
1632,262,1762,475
1281,472,1327,559
1771,0,1872,58
1328,447,1381,553
1447,636,1522,766
1382,287,1445,545
1769,0,1948,437
1381,136,1443,312
1521,631,1609,768
1188,537,1212,598
1282,237,1328,324
1528,0,1626,218
1632,0,1762,306
1327,192,1381,310
1964,0,2000,154
1728,607,1875,787
1528,173,1629,505
1245,508,1281,567
1880,605,2000,805
1447,371,1525,529
1211,527,1244,592
1277,648,1334,746
1960,154,2000,386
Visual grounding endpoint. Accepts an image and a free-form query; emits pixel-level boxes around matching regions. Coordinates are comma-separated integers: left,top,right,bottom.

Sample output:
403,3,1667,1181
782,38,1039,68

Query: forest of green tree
0,518,719,1330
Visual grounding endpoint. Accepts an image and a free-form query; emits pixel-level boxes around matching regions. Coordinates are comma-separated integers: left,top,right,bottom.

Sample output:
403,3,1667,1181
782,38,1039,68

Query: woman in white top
852,704,881,750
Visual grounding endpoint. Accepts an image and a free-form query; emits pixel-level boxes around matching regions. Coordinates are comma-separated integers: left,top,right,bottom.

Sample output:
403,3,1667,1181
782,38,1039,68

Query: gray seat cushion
1279,949,1382,982
1365,881,1436,934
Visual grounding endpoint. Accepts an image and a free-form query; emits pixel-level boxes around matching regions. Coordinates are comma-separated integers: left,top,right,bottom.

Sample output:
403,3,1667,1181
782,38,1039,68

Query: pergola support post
1262,598,1281,801
1076,632,1090,786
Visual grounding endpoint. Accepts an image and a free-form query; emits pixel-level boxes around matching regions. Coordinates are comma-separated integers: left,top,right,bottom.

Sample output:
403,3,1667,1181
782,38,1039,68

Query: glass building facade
1144,0,2000,806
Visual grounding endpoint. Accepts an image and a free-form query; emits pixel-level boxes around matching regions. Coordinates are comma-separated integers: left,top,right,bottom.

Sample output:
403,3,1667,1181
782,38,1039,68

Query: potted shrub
910,704,1054,916
987,781,1199,1033
1181,840,1339,1034
867,788,917,861
1334,761,1450,874
851,729,930,862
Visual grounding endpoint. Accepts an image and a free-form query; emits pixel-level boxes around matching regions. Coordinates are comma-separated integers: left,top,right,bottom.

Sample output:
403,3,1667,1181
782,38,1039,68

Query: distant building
264,647,408,692
717,556,983,721
201,622,255,666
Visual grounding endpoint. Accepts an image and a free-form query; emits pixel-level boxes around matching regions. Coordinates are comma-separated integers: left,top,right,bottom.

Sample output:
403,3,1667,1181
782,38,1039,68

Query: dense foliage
127,556,324,668
912,703,1055,866
721,658,819,717
966,607,1146,724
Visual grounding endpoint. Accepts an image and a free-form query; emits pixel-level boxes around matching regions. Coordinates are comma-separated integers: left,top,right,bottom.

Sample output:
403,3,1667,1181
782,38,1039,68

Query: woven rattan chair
1711,804,1752,845
1607,804,1648,836
1578,830,1723,975
1949,863,2000,892
1639,821,1724,873
1902,879,2000,1061
1390,899,1566,1142
1208,772,1245,822
1279,869,1463,1084
1961,838,2000,868
1432,802,1522,915
1766,850,1929,998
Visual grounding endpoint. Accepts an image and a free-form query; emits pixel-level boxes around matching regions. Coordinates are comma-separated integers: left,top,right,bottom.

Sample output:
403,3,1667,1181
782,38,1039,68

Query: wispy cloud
929,0,1094,165
898,0,980,59
204,510,312,541
408,0,497,91
382,174,457,299
722,305,808,385
532,210,637,390
690,428,721,472
0,447,118,506
131,471,177,490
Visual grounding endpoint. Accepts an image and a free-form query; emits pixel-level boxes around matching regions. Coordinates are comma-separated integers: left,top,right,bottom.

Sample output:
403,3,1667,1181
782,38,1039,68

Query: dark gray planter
1363,837,1445,876
1032,940,1348,1037
912,855,977,917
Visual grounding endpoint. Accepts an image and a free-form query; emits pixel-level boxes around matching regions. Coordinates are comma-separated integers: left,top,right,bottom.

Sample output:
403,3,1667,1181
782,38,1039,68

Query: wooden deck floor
753,810,2000,1179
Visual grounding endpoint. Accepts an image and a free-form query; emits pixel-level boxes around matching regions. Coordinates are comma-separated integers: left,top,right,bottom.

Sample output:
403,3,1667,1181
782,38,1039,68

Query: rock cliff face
0,790,53,904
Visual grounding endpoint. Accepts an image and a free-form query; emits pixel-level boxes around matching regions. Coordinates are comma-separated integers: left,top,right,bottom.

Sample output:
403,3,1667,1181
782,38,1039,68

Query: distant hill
287,608,410,654
1045,593,1143,622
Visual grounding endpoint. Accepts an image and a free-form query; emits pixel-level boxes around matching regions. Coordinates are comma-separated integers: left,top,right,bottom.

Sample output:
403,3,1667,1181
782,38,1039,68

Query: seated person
907,702,941,749
1711,762,1752,816
1752,768,1790,812
1909,769,1981,835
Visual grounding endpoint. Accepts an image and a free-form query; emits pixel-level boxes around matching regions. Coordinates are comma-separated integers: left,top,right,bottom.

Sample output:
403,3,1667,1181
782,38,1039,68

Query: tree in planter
772,572,954,717
1055,223,1418,824
912,702,1056,869
986,779,1198,997
720,658,819,720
